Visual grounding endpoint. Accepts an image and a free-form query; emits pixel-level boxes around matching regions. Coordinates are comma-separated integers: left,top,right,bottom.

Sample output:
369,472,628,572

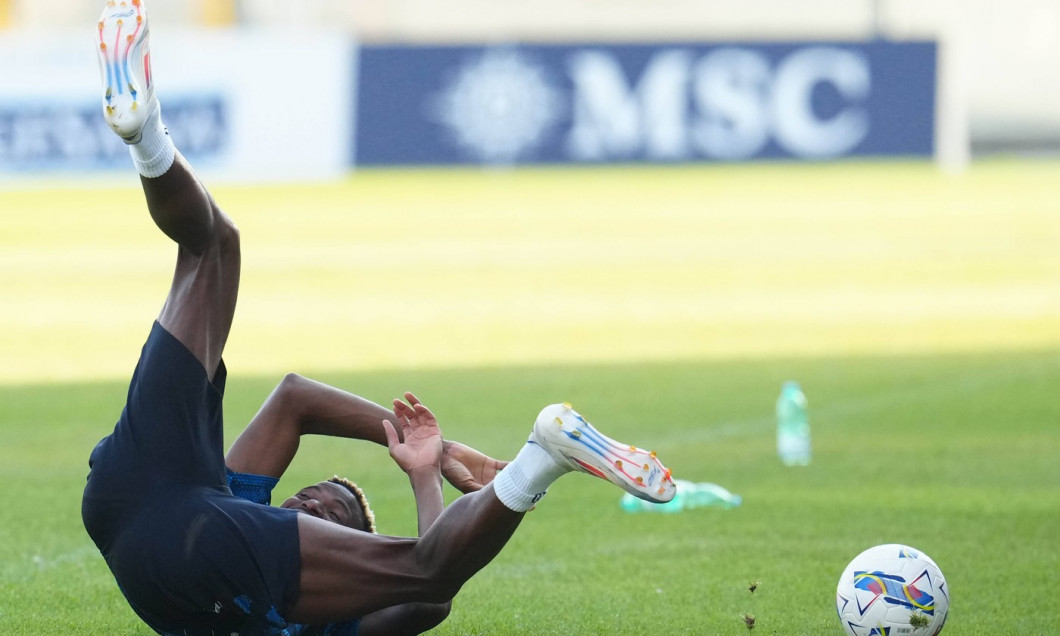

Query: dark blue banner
0,96,228,171
354,41,935,166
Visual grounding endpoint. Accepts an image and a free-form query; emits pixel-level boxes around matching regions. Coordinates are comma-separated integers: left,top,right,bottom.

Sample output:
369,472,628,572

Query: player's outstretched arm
225,373,394,478
361,397,454,636
224,374,507,488
382,396,444,536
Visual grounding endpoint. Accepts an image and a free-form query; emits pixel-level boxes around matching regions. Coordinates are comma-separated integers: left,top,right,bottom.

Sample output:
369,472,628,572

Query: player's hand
441,440,509,493
382,392,442,476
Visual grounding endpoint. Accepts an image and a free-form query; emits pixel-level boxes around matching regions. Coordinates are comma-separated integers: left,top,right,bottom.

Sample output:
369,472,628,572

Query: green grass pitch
1,160,1058,634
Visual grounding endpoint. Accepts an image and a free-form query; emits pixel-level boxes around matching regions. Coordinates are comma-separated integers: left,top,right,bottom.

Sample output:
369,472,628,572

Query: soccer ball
835,544,949,636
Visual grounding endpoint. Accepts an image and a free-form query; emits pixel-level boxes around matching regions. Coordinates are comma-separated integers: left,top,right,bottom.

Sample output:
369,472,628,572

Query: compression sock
493,440,569,512
129,102,176,178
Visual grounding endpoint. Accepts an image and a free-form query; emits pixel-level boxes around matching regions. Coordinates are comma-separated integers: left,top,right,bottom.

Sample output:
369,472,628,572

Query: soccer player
81,2,676,635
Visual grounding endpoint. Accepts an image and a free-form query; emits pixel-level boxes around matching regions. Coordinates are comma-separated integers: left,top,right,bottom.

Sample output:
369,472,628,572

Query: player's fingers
382,419,399,449
393,398,413,417
413,402,437,421
404,392,422,407
443,467,481,494
459,479,483,494
394,402,420,430
391,413,411,437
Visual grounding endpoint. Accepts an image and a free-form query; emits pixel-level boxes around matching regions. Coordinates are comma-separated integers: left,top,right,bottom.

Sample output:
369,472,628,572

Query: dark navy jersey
228,470,360,636
81,322,358,636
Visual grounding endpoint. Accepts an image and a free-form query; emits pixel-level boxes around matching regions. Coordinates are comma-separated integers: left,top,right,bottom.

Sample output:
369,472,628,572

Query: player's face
280,481,369,531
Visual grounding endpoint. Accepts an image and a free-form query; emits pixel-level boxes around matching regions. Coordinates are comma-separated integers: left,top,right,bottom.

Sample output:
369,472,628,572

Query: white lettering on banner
691,48,772,159
0,107,124,167
0,99,226,170
164,101,228,155
566,50,692,160
53,110,114,161
566,46,872,161
0,30,352,182
771,47,869,158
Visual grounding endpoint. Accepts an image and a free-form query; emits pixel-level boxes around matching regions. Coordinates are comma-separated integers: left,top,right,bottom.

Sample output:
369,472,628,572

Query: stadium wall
1,31,936,181
4,1,1058,152
0,29,352,184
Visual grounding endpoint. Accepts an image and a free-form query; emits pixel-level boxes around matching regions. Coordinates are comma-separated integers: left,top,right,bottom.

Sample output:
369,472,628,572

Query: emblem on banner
429,48,565,164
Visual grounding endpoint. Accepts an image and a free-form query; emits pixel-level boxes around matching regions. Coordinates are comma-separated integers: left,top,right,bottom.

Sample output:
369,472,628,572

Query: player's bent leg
289,485,523,625
289,520,441,624
98,0,239,376
156,198,241,378
141,153,231,255
290,403,676,625
98,0,223,254
98,0,174,179
358,600,452,636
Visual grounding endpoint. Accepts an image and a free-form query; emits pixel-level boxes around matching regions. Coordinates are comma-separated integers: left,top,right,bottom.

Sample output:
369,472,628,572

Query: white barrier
0,28,353,185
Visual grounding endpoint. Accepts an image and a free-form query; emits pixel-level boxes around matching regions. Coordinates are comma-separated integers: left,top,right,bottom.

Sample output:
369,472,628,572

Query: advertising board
354,41,936,166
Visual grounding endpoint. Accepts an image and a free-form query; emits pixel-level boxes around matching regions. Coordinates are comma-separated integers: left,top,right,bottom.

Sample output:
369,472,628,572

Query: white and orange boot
530,403,677,503
97,0,156,143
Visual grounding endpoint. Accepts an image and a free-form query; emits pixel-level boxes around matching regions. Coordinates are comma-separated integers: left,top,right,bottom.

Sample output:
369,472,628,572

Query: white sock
493,440,570,512
129,103,176,178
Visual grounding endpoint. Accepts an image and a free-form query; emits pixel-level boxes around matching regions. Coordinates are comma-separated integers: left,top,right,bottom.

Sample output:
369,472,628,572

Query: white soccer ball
835,544,949,636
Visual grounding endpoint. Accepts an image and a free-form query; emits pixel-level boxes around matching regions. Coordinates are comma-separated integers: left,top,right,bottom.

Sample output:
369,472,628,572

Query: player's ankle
493,440,568,512
129,102,176,178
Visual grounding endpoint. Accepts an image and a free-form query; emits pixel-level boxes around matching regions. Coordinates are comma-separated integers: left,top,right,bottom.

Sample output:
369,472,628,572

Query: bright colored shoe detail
531,403,677,503
97,0,155,142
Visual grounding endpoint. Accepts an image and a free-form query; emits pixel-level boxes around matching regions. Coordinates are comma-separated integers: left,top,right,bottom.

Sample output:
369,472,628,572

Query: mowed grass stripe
2,160,1059,384
1,349,1057,633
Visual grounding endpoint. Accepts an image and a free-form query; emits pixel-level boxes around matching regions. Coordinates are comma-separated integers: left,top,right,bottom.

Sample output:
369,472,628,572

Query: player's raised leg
98,0,237,377
288,403,676,623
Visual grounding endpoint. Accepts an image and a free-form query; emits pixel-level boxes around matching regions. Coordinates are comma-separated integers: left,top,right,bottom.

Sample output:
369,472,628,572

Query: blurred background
1,1,1058,384
2,6,1059,632
3,0,1060,162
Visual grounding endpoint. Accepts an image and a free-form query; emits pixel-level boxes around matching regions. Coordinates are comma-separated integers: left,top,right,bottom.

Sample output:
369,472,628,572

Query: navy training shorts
82,322,302,635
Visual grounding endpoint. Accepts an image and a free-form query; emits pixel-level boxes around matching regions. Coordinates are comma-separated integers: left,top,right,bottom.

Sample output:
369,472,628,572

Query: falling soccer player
81,2,677,634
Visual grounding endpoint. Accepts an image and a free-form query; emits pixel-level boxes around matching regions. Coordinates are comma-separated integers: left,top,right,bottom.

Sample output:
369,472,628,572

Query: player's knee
214,212,241,256
430,600,452,624
420,571,461,605
409,600,452,629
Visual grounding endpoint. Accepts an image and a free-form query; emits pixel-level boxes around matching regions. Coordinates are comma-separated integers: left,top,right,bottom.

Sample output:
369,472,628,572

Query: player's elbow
278,372,309,392
274,373,313,431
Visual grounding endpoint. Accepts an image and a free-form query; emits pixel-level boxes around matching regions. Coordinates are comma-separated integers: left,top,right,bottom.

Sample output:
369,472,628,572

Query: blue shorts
81,322,302,635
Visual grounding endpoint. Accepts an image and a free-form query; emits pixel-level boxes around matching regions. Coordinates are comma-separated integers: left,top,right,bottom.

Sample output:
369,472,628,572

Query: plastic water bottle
620,479,742,513
776,381,811,466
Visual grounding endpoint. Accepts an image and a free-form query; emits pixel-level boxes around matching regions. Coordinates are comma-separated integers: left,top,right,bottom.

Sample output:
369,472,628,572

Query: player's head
279,476,377,533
